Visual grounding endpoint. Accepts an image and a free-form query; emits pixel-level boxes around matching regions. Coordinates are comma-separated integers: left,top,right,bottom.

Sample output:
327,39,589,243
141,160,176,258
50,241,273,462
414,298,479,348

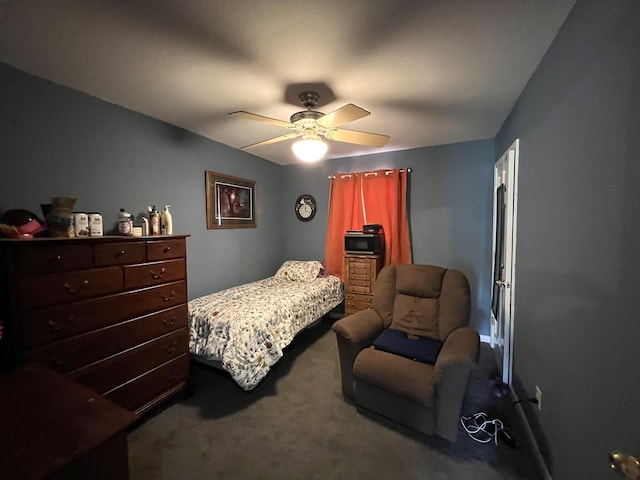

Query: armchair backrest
372,264,471,341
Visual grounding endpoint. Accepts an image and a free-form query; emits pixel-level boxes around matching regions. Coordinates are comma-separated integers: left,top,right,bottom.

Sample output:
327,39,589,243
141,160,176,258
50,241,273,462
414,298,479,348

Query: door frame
490,139,519,385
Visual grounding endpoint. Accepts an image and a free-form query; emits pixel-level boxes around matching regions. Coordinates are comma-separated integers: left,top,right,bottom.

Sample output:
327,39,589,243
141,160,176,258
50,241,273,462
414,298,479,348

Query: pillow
274,260,323,282
373,328,443,365
318,262,331,278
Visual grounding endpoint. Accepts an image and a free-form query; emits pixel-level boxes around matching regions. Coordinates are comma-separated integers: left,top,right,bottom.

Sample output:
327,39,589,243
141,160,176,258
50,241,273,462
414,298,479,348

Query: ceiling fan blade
325,128,390,147
316,104,370,128
230,111,294,128
240,132,300,149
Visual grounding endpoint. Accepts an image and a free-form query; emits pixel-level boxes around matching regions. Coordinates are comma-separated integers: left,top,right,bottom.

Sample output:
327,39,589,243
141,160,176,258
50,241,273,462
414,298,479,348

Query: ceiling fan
229,91,390,161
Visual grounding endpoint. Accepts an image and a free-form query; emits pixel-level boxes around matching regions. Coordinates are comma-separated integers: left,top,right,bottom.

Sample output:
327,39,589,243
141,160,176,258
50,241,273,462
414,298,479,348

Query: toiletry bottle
118,209,133,236
150,206,160,236
141,216,149,236
161,205,173,235
146,206,152,235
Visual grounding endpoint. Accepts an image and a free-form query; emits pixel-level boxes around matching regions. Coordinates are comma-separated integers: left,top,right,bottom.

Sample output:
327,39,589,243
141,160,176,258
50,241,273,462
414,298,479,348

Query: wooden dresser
0,235,190,417
343,254,383,316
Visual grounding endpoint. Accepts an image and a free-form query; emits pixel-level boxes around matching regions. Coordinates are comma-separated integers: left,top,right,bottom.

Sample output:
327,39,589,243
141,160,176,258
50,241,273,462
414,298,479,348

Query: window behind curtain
324,168,412,279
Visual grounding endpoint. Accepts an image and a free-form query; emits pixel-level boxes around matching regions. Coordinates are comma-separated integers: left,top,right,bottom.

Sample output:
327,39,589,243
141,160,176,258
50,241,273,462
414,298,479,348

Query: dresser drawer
348,277,371,288
345,293,373,312
345,302,372,313
18,267,123,309
347,256,373,264
349,266,372,276
94,242,146,266
104,353,189,412
69,329,188,395
14,244,94,275
147,239,185,261
347,284,371,294
128,280,188,313
20,286,187,348
25,306,188,374
123,259,186,289
345,292,373,304
348,272,371,282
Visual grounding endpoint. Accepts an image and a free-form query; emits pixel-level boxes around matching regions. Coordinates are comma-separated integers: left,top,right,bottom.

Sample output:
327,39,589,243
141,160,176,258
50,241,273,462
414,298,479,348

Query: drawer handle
47,319,63,331
64,279,89,294
164,246,171,253
150,267,166,279
163,341,178,354
116,249,126,257
161,290,176,302
53,255,63,262
165,368,179,381
162,317,176,327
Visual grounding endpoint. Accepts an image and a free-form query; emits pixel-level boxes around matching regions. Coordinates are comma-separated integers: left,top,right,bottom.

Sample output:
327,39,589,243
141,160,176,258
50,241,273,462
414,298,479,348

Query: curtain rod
328,167,412,179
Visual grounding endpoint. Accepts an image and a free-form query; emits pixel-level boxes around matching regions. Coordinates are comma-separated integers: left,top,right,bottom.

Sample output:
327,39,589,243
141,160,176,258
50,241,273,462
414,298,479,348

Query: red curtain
324,174,364,279
324,168,412,279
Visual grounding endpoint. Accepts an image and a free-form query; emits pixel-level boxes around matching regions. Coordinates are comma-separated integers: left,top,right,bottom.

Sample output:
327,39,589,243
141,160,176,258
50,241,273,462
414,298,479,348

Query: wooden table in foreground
0,362,137,480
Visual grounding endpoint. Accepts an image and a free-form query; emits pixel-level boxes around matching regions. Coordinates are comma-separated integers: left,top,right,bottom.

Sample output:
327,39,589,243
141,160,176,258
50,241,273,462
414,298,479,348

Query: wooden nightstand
343,254,383,316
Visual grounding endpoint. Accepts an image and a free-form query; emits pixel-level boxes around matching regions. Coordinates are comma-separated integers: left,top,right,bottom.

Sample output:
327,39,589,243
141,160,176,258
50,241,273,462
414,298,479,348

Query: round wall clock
295,194,317,221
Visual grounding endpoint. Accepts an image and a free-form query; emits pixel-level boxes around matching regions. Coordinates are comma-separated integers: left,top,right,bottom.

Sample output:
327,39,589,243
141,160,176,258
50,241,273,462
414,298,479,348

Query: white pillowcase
274,260,323,282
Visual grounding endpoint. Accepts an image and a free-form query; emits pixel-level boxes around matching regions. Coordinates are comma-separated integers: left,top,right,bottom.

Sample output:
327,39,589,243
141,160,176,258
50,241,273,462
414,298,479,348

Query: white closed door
490,139,519,385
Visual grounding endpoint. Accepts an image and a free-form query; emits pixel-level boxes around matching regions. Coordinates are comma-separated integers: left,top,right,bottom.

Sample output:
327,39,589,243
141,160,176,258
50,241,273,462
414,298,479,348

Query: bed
188,260,343,391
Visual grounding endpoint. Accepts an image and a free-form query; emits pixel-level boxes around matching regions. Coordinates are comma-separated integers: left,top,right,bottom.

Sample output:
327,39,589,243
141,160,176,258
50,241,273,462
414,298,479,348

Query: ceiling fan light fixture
292,137,328,162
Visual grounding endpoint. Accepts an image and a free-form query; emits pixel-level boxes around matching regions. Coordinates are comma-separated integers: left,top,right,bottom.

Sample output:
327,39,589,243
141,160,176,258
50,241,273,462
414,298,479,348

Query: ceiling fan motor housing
290,110,323,124
290,91,324,124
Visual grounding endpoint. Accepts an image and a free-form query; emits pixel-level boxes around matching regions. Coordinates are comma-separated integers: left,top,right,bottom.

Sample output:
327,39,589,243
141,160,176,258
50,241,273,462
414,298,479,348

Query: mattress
188,274,343,390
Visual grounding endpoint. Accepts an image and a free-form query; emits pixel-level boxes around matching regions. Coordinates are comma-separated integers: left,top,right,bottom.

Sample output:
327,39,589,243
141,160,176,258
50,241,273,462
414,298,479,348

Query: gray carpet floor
128,319,543,479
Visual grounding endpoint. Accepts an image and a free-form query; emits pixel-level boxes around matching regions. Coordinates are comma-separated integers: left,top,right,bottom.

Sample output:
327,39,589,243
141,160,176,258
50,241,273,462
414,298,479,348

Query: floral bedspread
188,275,343,391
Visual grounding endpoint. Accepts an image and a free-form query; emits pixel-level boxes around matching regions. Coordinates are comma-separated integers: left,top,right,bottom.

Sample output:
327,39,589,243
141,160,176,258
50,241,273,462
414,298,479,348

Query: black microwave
344,232,384,255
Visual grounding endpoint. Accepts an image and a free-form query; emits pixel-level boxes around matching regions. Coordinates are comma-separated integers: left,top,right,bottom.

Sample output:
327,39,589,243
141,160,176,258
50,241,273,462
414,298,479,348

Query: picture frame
205,171,256,229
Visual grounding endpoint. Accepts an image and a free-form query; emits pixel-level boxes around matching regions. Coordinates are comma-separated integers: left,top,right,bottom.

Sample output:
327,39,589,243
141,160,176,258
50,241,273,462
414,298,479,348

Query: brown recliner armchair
332,264,479,441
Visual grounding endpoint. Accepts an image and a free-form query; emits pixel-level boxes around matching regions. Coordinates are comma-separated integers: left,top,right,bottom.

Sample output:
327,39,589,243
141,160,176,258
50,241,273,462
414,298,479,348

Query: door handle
609,451,640,479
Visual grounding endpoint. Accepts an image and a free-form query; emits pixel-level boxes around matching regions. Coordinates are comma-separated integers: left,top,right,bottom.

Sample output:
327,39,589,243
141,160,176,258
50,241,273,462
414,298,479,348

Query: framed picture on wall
205,171,256,229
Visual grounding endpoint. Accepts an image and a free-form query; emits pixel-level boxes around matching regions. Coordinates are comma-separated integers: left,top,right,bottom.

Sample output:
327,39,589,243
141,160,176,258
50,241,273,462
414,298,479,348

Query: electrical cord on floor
460,412,518,447
512,397,538,407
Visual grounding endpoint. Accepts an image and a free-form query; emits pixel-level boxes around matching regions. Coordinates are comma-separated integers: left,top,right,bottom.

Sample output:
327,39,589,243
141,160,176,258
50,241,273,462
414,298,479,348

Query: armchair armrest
332,309,385,399
332,309,385,343
433,327,480,441
435,326,480,376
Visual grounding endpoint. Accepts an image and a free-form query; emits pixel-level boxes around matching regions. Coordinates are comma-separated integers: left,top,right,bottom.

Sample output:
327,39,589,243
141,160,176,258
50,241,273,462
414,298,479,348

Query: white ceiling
0,0,575,165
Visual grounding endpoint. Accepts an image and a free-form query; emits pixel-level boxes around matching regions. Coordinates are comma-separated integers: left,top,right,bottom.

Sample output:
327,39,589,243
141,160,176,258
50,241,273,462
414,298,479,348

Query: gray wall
496,1,640,478
0,63,284,299
282,140,495,335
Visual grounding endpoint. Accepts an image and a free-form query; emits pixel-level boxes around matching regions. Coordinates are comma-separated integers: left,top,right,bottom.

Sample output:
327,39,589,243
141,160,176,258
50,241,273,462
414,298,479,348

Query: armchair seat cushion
354,347,436,407
373,328,443,365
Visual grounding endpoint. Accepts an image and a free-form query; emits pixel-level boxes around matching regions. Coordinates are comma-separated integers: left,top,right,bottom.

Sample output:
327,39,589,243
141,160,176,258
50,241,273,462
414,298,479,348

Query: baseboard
510,386,553,480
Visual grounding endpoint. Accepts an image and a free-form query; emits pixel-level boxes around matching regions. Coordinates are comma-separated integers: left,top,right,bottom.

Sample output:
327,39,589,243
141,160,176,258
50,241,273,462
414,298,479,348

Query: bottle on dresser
148,206,161,236
139,215,149,236
117,209,133,236
161,205,173,235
